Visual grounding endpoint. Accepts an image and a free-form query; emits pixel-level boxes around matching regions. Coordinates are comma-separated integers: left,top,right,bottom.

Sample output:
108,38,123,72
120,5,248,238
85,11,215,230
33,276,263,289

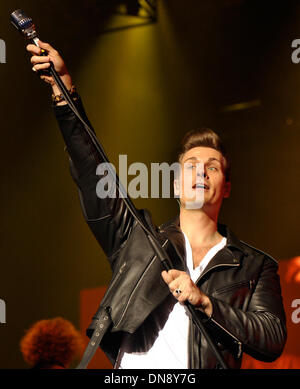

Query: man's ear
223,181,231,198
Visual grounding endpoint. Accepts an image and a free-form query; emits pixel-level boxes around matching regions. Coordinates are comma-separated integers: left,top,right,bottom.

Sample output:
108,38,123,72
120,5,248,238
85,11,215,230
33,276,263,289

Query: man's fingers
30,55,50,65
38,40,59,56
161,270,172,284
26,41,56,56
37,40,52,50
32,62,51,72
165,269,181,280
162,269,207,308
161,269,183,284
161,269,190,288
26,44,41,55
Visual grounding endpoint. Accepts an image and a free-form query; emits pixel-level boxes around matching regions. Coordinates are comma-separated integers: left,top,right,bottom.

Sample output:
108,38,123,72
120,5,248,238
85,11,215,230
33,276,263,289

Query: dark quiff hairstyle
178,128,231,182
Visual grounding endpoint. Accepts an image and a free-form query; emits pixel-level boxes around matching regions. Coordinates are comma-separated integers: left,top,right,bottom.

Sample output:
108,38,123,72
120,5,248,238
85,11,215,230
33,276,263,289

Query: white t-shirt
118,233,227,369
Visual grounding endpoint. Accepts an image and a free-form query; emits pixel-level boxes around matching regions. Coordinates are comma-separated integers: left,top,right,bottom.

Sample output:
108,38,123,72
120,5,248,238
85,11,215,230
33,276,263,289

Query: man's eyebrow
183,157,198,163
183,156,222,164
207,157,222,164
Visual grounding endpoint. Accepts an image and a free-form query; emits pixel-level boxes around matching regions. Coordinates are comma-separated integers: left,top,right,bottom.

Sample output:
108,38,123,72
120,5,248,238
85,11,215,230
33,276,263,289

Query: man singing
26,40,286,369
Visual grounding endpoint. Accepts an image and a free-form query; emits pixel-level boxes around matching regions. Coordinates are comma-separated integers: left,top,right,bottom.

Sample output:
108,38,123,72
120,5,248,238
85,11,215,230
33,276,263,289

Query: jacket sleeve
53,98,135,261
200,256,287,362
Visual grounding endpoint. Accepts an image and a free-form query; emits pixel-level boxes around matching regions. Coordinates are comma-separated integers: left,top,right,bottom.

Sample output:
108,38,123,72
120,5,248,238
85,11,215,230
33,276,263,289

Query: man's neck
179,207,222,247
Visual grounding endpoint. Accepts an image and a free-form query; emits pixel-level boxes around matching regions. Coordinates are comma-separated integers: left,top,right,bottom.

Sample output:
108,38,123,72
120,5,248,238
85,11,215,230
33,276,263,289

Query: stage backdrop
80,256,300,369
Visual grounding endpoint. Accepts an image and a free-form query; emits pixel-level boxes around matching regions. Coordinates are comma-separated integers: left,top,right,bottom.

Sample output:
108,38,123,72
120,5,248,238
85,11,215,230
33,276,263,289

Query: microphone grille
10,9,35,37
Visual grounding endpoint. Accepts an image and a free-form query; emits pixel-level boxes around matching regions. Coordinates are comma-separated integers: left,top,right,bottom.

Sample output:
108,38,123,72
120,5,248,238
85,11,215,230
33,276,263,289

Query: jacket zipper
241,279,255,311
213,279,250,295
193,262,242,361
107,261,127,292
114,255,157,328
195,262,240,285
209,317,242,359
114,239,168,328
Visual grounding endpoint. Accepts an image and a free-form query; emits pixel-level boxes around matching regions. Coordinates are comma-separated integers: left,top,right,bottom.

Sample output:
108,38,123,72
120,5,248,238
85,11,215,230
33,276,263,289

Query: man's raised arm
26,40,136,261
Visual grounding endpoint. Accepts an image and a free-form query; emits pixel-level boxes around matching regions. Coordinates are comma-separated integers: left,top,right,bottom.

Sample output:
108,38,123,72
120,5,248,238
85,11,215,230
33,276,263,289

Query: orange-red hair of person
20,317,85,368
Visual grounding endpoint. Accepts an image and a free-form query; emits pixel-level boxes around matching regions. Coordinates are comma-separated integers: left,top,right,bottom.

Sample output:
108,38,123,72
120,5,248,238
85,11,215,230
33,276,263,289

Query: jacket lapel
160,215,247,278
159,215,186,271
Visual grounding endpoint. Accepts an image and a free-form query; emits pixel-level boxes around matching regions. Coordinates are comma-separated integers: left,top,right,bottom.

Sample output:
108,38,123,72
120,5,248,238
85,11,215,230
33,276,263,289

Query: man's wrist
51,81,78,107
51,74,73,96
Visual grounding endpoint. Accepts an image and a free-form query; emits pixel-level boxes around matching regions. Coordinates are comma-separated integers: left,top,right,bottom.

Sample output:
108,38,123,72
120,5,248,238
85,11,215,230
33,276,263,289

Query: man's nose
197,169,207,178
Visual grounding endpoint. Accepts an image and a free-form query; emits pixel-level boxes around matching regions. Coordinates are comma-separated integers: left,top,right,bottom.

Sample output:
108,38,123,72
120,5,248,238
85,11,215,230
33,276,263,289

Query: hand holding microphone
11,9,73,103
26,40,73,96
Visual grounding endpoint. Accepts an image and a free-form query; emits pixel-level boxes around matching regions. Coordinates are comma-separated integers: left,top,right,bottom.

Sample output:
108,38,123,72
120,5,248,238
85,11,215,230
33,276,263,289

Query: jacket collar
160,215,247,267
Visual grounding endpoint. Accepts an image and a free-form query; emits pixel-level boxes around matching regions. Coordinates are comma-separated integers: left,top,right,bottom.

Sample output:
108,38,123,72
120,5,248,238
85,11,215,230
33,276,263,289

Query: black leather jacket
54,98,286,369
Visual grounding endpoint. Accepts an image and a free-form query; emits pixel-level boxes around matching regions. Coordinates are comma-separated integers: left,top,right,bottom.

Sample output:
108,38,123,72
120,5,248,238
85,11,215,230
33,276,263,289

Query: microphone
10,9,47,56
10,8,73,99
11,9,37,40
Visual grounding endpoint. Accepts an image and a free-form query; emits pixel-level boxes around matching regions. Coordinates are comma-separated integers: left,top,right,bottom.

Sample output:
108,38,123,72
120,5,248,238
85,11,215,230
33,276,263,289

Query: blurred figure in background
20,317,85,369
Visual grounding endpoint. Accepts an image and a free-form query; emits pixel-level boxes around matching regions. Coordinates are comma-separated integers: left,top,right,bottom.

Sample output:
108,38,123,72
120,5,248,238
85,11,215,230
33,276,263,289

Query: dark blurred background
0,0,299,368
